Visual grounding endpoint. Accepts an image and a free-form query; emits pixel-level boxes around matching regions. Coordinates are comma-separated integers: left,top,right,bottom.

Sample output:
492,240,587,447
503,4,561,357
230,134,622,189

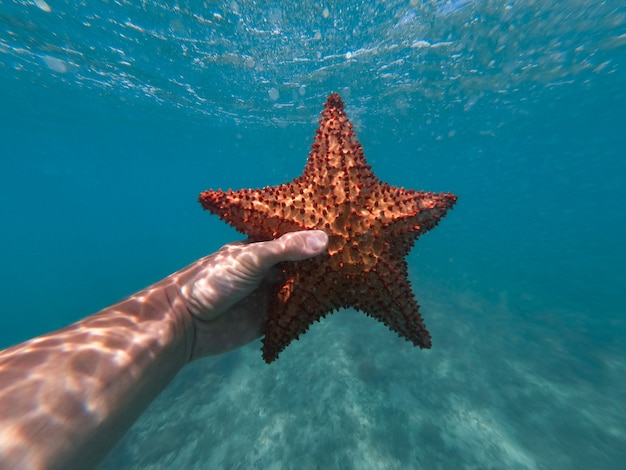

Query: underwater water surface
1,0,625,468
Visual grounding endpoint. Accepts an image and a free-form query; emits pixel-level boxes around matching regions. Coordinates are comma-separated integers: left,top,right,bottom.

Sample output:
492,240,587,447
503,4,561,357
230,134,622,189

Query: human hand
0,231,327,470
175,230,328,361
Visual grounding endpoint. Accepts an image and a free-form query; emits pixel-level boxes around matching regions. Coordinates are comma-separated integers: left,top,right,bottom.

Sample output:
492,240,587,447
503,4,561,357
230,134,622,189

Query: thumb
184,230,328,320
250,230,329,270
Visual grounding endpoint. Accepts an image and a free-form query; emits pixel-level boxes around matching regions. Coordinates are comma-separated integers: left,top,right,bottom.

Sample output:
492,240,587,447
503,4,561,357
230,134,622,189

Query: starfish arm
199,184,318,240
262,259,340,363
356,266,432,349
376,189,458,239
362,185,457,238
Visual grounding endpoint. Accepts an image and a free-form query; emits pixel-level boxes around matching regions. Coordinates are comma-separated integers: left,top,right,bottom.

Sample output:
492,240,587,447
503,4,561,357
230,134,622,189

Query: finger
183,231,328,320
188,285,269,360
249,230,329,272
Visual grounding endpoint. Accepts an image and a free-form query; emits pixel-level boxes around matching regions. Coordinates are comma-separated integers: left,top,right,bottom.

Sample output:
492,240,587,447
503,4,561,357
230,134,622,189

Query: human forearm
0,276,194,469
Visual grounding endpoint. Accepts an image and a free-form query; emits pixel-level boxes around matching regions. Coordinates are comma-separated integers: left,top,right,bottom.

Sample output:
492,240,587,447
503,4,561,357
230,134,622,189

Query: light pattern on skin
0,231,328,469
0,261,196,469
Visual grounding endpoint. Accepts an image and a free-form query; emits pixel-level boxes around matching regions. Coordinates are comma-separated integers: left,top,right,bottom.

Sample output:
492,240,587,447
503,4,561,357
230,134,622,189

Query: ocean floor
100,275,625,469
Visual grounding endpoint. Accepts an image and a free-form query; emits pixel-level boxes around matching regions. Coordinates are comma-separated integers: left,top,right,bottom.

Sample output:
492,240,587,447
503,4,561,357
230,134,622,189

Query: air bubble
268,88,280,101
35,0,51,12
43,56,67,73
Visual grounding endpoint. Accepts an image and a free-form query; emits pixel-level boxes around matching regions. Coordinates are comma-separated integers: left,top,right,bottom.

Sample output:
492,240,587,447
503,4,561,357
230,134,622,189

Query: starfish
199,93,457,363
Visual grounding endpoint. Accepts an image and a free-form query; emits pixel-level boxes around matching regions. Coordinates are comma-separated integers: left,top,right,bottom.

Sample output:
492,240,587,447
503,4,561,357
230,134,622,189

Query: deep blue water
1,0,625,468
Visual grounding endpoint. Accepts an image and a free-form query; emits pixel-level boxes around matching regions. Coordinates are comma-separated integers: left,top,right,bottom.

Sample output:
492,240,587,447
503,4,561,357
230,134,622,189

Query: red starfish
199,93,457,363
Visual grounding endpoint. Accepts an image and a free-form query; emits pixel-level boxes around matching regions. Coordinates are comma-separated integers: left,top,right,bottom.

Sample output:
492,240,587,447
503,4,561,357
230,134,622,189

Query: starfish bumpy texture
199,93,457,363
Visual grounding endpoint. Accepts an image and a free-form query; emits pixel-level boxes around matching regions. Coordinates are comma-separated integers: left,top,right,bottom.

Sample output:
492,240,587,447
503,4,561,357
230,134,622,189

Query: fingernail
305,230,329,253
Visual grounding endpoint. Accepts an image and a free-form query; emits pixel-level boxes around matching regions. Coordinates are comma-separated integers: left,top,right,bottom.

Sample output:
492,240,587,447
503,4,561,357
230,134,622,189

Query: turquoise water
2,0,625,468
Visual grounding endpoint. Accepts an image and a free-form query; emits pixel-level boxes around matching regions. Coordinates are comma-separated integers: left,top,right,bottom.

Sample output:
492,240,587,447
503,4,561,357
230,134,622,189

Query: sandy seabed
101,277,625,470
